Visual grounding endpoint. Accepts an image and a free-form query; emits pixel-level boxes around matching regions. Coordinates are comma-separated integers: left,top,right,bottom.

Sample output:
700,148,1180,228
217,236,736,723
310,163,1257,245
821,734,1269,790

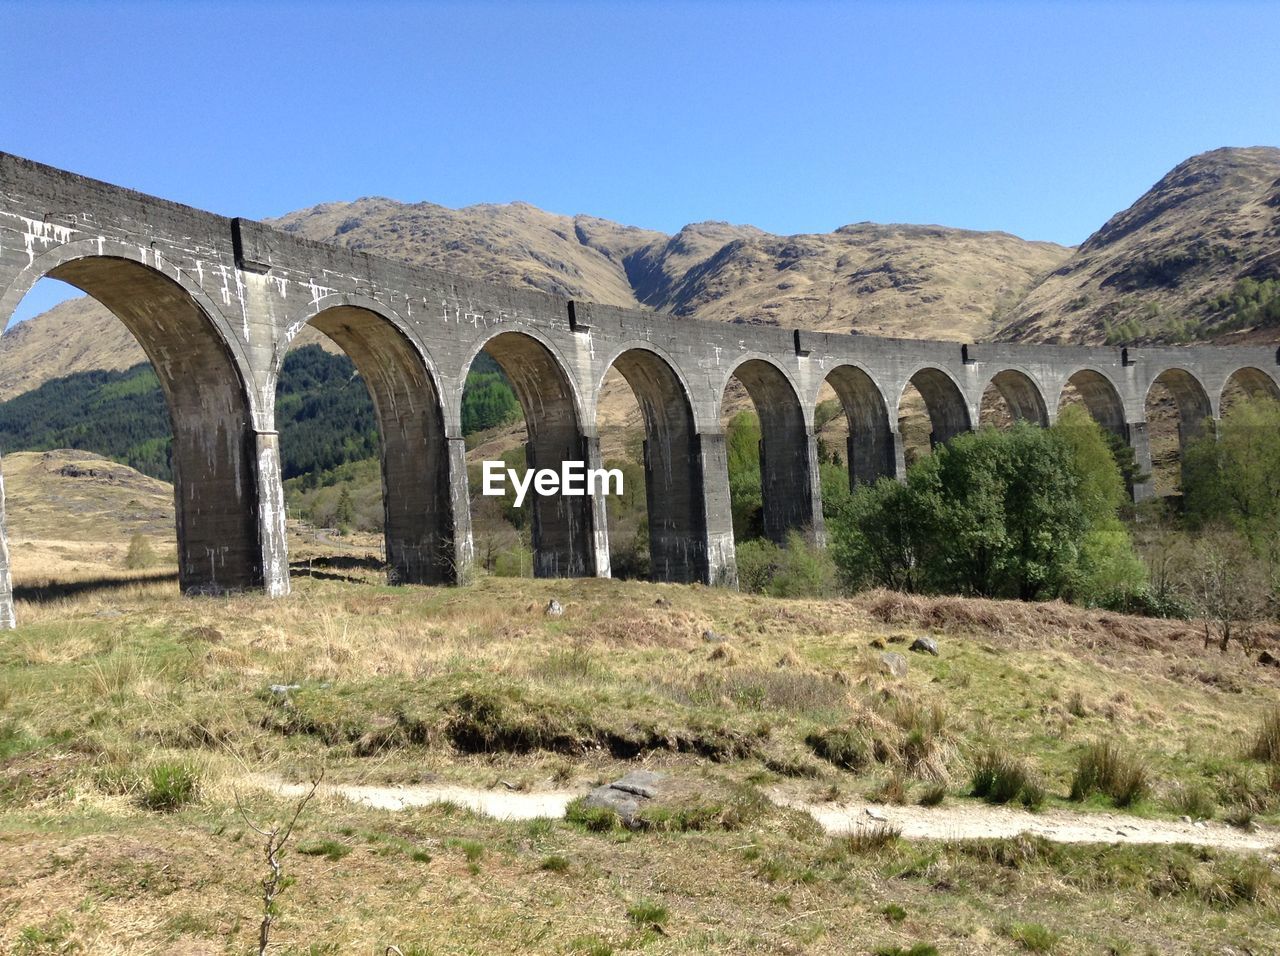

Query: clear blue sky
4,0,1278,322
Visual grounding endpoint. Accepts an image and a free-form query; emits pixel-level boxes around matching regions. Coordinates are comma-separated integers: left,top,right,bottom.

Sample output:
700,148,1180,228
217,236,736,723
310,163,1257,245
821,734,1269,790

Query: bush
1070,740,1149,807
735,531,837,598
970,749,1044,809
141,762,199,811
1250,706,1280,764
1167,782,1216,819
806,727,870,772
124,533,157,570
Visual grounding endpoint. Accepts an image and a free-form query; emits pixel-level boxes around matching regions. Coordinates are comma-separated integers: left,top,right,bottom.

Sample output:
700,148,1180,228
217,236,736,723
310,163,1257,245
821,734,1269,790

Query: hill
998,146,1280,344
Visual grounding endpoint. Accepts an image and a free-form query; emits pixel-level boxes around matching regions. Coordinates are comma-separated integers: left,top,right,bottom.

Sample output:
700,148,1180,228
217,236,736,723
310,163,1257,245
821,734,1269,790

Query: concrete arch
1147,366,1213,437
899,365,973,448
1,238,259,412
1058,367,1127,439
279,299,458,584
1221,366,1280,411
982,368,1050,426
464,329,597,578
822,363,895,486
721,356,820,545
600,346,708,582
0,246,267,603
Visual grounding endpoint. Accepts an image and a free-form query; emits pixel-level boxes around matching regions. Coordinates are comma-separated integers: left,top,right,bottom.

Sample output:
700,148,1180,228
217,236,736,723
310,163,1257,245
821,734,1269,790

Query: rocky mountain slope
0,199,1068,400
997,146,1280,345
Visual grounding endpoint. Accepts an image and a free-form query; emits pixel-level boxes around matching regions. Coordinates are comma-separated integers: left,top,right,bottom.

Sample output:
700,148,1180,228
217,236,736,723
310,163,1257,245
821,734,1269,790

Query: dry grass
3,525,1280,951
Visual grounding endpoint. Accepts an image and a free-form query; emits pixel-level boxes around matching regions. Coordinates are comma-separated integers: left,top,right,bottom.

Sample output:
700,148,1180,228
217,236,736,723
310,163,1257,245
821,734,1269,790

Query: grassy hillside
2,574,1279,953
3,433,1280,952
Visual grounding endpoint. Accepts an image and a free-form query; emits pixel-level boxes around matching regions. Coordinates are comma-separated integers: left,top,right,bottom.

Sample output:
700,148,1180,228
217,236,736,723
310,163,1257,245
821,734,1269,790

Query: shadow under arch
722,357,818,544
1221,366,1280,412
285,302,456,584
1058,368,1127,439
1146,366,1214,495
823,364,895,486
901,366,972,450
982,368,1049,427
465,329,597,578
601,346,707,582
1,253,264,603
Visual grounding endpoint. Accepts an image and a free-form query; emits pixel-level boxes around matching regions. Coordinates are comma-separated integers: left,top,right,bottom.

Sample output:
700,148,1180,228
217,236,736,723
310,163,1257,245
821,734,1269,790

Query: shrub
1167,782,1216,819
834,822,901,854
1249,706,1280,764
805,727,870,772
917,783,947,807
141,762,199,811
873,945,938,956
124,533,157,569
1070,740,1150,807
540,854,570,873
1008,922,1060,952
971,749,1043,809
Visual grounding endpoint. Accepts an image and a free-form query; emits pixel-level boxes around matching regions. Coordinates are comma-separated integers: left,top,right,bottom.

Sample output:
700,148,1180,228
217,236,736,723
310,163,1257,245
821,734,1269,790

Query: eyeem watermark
482,460,624,508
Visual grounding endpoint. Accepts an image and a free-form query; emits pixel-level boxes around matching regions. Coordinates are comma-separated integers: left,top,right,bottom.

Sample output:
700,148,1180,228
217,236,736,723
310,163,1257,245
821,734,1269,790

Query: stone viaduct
2,152,1278,628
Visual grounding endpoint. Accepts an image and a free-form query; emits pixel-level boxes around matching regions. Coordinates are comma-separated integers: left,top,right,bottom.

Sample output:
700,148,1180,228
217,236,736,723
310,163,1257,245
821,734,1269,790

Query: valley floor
2,557,1280,954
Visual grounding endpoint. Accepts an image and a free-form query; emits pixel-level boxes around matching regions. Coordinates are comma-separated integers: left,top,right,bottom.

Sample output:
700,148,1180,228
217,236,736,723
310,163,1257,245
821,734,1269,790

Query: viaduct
2,153,1278,629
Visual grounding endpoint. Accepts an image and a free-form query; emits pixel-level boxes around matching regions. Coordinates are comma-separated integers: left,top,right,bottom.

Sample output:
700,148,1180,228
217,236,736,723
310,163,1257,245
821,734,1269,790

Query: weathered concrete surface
2,153,1278,627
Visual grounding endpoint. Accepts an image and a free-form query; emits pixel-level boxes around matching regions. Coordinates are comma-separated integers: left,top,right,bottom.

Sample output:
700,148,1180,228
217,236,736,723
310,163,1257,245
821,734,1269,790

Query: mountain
0,199,1069,400
997,146,1280,345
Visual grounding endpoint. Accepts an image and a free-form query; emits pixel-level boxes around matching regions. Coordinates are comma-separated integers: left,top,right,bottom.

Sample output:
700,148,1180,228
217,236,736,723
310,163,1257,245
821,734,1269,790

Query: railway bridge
2,153,1277,627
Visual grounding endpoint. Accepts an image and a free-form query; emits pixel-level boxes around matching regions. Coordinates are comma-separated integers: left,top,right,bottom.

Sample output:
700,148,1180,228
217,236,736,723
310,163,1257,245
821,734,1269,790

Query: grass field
3,559,1279,954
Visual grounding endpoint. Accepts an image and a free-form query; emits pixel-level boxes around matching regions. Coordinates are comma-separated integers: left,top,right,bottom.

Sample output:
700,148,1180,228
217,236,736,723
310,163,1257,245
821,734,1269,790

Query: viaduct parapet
2,153,1277,627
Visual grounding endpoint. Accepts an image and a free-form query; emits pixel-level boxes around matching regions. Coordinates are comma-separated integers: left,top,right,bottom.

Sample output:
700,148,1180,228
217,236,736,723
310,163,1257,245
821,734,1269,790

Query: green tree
1184,396,1280,570
334,487,354,534
725,411,763,540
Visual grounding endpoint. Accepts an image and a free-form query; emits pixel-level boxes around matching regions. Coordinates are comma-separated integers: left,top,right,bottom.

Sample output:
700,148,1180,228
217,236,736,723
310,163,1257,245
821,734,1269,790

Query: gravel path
248,776,1278,852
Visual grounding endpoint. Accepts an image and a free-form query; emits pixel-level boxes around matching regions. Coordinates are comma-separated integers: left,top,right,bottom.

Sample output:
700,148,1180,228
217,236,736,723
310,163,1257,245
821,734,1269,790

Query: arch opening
823,365,894,488
1059,369,1126,439
599,349,704,582
719,359,817,546
1145,368,1213,497
1221,366,1280,416
0,257,262,619
898,368,971,466
278,306,455,584
466,331,596,578
980,370,1049,428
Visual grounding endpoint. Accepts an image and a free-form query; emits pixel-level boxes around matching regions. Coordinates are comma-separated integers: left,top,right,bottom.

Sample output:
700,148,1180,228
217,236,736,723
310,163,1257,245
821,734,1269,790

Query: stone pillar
804,430,827,548
760,428,821,544
693,431,738,588
527,438,598,579
582,431,611,579
1126,420,1155,502
445,436,475,584
253,431,291,598
0,455,14,629
848,428,901,488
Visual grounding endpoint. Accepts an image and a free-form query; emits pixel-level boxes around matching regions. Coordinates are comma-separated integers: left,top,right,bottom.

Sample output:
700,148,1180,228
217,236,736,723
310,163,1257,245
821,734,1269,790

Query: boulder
702,629,730,644
909,636,940,656
879,652,908,679
581,770,669,829
1257,649,1280,668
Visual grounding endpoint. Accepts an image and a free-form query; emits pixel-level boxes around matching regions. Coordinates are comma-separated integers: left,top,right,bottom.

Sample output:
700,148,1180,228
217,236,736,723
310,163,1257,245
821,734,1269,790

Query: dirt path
248,777,1278,853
